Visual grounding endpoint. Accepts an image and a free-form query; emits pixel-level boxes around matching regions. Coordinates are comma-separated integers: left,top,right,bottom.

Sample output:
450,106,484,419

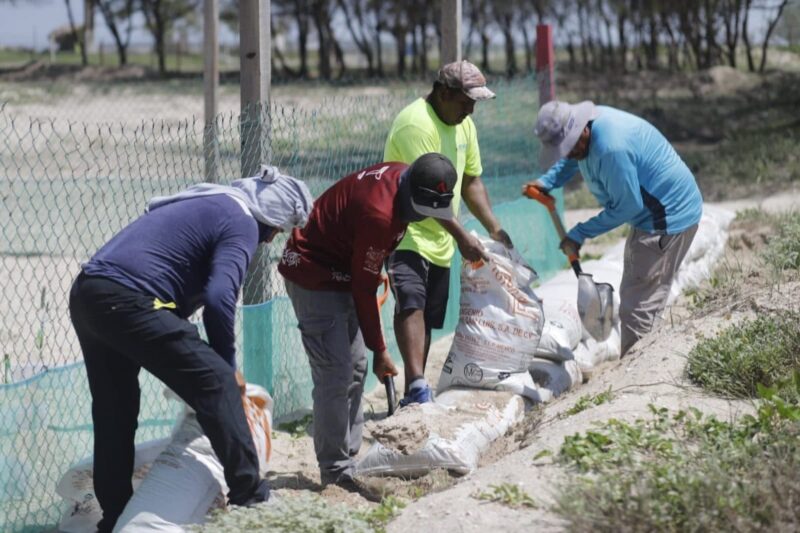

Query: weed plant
762,212,800,273
554,384,800,532
276,413,313,439
686,312,800,400
473,483,538,509
563,387,615,417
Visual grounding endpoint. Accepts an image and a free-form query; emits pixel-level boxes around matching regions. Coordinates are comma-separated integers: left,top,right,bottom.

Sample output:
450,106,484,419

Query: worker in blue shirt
69,167,313,532
525,101,703,355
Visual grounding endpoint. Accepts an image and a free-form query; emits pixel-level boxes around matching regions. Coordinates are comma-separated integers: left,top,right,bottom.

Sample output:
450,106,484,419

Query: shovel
524,185,615,342
383,374,397,416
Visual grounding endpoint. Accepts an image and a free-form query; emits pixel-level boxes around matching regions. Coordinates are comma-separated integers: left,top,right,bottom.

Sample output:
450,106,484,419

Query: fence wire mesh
0,76,561,531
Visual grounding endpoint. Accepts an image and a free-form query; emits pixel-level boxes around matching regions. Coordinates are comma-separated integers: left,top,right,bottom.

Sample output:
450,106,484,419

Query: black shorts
385,250,450,330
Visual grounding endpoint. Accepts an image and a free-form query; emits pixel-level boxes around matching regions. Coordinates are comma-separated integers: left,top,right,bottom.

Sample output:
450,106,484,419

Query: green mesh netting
0,364,180,531
0,76,563,531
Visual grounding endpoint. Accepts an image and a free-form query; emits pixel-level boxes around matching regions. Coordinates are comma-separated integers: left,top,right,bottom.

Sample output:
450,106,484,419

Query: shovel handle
383,374,397,416
524,185,582,274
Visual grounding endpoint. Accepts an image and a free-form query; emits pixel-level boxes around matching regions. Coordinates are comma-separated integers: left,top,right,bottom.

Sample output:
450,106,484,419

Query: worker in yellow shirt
383,60,512,406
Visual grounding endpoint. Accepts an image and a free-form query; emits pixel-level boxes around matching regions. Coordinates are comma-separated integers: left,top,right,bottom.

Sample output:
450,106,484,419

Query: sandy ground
259,189,800,528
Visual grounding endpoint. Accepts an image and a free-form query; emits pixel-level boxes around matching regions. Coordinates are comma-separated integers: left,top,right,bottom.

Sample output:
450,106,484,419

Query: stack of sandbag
437,235,561,401
356,389,525,478
57,382,273,533
437,234,582,403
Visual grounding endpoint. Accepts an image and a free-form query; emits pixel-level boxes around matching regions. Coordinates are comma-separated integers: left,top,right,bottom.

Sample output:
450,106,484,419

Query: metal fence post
203,0,220,183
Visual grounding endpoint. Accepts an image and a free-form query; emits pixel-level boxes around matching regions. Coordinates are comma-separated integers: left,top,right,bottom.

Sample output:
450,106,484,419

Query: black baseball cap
407,153,457,220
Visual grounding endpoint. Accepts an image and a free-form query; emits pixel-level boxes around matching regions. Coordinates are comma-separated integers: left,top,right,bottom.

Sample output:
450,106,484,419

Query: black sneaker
231,478,271,507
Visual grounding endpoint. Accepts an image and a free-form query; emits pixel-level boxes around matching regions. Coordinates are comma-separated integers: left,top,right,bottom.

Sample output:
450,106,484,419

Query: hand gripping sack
438,235,544,395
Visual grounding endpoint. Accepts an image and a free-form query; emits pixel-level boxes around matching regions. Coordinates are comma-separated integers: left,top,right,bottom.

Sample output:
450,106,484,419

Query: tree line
32,0,800,76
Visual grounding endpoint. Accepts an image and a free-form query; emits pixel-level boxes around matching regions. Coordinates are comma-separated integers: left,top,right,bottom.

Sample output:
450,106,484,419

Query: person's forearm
462,175,501,234
437,217,470,241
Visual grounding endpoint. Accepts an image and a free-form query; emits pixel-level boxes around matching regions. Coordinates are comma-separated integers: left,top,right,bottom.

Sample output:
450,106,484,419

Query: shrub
554,393,800,532
686,312,800,400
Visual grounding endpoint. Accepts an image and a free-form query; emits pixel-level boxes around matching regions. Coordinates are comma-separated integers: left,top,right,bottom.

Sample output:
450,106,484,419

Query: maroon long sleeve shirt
278,162,409,352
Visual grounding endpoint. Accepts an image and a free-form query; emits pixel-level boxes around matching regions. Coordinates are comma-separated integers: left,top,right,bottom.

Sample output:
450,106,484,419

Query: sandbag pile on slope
356,389,525,478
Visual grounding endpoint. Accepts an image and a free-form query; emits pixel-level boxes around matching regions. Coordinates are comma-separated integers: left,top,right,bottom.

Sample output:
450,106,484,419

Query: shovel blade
577,273,615,342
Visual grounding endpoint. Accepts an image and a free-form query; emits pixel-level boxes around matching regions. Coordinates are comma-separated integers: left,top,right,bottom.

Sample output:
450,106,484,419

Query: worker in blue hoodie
69,166,313,532
524,101,703,355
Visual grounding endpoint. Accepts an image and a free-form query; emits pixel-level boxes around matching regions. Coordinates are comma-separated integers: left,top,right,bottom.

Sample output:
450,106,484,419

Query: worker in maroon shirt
278,153,458,492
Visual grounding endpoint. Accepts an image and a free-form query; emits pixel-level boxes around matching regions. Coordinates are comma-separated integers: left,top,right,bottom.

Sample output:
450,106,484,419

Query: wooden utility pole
203,0,220,182
239,0,272,306
441,0,462,64
239,0,271,180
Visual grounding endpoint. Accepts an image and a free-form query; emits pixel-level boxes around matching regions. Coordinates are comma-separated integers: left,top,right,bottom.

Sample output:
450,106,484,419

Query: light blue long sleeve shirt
538,106,703,244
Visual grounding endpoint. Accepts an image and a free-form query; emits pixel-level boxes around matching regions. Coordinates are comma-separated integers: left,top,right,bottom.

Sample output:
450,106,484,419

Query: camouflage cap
436,60,496,101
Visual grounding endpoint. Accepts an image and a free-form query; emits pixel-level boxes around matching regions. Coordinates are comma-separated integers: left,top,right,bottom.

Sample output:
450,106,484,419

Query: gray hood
147,165,314,231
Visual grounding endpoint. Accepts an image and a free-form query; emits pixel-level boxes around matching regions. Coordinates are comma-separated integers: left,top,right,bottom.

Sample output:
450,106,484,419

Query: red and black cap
407,153,457,220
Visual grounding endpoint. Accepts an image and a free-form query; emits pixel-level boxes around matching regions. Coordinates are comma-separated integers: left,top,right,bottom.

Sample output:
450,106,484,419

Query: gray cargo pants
620,224,698,355
284,280,368,484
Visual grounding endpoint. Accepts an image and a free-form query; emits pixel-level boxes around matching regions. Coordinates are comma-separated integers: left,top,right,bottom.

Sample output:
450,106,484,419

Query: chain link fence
0,75,562,531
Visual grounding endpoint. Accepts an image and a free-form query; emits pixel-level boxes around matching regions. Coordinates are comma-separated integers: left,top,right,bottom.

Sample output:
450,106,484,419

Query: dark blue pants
69,273,269,532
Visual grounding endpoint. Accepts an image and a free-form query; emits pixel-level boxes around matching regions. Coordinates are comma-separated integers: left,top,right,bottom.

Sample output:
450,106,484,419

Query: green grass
762,212,800,273
473,483,538,509
685,125,800,201
554,395,800,532
193,493,373,532
191,492,406,533
276,413,313,439
686,312,800,401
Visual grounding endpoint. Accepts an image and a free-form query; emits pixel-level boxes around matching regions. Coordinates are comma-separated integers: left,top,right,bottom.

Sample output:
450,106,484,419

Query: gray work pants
619,224,698,355
284,280,367,483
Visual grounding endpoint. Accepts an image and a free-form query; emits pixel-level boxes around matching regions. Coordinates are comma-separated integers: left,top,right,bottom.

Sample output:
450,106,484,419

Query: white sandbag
668,204,735,304
571,325,621,380
437,235,544,396
529,358,582,397
115,383,273,532
537,297,583,355
356,389,524,478
57,438,170,533
114,412,227,532
535,320,576,363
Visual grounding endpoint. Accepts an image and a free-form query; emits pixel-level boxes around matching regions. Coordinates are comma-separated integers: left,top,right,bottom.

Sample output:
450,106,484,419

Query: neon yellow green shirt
383,98,483,267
